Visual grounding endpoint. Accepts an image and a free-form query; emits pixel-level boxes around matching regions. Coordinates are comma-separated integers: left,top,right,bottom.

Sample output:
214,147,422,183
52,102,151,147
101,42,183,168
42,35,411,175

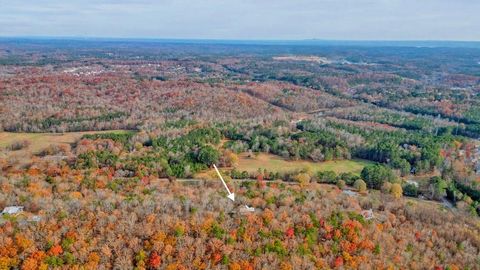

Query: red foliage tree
148,251,161,269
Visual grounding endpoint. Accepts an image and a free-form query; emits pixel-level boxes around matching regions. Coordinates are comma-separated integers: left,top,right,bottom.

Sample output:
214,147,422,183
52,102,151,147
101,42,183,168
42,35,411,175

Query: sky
0,0,479,41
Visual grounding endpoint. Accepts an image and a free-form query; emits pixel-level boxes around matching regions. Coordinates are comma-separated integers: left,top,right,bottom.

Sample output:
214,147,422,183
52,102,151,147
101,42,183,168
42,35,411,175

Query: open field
0,130,132,154
236,153,373,174
197,153,374,179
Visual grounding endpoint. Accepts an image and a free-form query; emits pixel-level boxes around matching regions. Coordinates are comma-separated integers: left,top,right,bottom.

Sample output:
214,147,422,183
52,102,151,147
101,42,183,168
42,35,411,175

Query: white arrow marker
213,164,235,201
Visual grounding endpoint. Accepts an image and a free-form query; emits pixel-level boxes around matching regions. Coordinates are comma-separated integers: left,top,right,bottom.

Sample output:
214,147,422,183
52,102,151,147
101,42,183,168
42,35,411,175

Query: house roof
1,206,24,215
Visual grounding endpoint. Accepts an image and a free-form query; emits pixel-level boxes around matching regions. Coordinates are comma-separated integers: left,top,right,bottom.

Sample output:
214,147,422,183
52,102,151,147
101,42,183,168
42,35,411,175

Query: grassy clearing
196,153,374,180
236,153,373,175
0,130,132,154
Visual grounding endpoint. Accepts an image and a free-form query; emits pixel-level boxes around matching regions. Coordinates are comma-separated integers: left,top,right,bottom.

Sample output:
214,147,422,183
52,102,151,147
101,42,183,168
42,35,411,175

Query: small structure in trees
361,209,374,220
342,190,358,197
2,206,24,215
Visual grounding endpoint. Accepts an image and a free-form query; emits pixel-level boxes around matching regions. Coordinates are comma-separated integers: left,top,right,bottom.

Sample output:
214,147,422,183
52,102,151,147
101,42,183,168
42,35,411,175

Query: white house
1,206,24,215
343,190,358,197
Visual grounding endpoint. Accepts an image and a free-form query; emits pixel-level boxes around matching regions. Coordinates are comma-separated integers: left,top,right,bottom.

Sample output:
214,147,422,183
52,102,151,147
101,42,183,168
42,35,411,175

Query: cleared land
236,153,373,175
0,130,131,154
197,153,374,180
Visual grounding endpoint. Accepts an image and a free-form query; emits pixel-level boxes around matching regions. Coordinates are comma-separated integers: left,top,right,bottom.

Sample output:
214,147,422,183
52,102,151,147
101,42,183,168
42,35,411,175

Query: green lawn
236,153,373,175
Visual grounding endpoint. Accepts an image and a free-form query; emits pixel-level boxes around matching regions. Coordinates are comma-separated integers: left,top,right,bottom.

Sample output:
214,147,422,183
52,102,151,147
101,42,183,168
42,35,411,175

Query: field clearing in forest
198,153,374,180
236,153,373,175
0,130,132,154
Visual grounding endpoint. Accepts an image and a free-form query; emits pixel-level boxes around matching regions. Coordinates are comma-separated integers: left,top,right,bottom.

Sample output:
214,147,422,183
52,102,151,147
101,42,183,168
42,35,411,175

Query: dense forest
1,39,480,269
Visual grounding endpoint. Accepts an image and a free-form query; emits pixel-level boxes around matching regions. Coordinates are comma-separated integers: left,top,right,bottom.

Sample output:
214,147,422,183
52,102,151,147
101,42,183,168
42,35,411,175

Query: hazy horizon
0,0,479,41
2,36,480,43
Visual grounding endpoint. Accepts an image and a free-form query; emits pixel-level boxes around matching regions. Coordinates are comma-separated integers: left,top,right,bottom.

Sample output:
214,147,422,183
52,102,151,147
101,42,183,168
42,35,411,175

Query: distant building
361,209,374,220
2,206,24,215
343,190,358,197
239,205,255,215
